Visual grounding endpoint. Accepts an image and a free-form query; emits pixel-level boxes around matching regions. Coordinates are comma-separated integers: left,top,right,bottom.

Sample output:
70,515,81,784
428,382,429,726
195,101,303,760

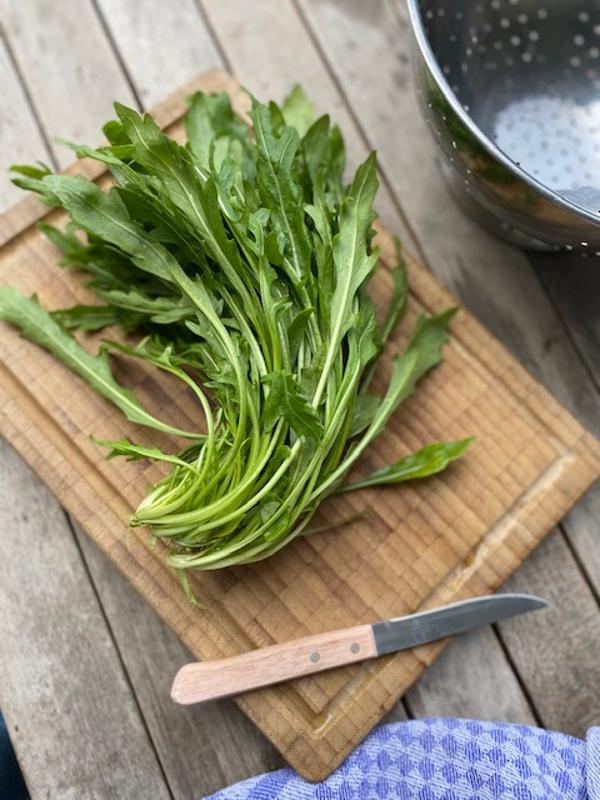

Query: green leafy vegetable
0,288,199,440
262,371,323,440
338,438,475,493
1,85,472,573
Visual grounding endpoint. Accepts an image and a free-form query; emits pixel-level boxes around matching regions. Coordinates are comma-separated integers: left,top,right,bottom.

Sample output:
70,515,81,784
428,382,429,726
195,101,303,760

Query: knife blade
171,592,547,705
372,592,547,654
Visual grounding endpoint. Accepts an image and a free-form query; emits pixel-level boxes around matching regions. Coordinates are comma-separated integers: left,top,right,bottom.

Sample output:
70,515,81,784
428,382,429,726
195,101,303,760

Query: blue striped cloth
206,718,600,799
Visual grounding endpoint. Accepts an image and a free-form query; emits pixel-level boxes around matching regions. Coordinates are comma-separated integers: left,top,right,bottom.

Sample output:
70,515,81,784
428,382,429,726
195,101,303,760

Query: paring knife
171,593,547,704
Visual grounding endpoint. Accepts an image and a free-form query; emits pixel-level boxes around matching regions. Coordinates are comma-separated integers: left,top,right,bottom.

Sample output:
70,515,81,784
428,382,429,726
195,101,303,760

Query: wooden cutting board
1,69,599,781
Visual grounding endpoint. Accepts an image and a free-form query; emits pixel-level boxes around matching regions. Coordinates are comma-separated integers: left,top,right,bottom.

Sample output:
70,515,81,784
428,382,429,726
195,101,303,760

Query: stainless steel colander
408,0,600,251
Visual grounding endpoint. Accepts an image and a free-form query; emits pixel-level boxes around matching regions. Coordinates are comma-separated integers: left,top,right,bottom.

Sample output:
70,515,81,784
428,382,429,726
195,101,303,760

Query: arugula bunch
0,87,472,571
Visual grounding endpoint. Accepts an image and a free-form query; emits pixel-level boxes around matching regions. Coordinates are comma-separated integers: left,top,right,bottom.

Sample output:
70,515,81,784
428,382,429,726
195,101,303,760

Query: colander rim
406,0,600,234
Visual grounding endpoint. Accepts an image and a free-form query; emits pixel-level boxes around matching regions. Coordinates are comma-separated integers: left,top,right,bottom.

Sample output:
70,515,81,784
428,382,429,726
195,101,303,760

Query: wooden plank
0,0,135,168
531,253,600,599
297,0,600,733
0,36,52,210
0,9,174,796
0,441,171,800
561,487,600,601
94,0,221,108
75,526,284,798
1,70,598,781
532,253,600,386
198,0,537,730
501,528,600,736
0,16,172,799
405,627,538,724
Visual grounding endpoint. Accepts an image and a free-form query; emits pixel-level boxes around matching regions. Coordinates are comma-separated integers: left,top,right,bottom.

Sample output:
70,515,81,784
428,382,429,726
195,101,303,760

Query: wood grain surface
0,68,598,781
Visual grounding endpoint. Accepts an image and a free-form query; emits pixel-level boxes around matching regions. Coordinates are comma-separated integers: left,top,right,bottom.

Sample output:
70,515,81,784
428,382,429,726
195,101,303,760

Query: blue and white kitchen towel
207,718,600,799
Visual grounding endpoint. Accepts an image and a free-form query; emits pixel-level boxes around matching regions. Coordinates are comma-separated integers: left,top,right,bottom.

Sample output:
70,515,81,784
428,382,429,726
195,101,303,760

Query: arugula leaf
262,371,323,440
94,437,203,471
281,85,316,138
0,288,201,439
11,162,52,179
249,100,313,287
185,91,251,171
337,438,475,492
51,304,134,332
379,242,408,346
42,176,175,284
349,393,381,437
314,152,379,406
405,308,458,387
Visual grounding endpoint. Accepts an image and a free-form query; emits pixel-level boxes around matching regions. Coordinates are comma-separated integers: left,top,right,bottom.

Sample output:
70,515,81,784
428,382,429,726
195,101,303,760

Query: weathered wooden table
0,1,599,798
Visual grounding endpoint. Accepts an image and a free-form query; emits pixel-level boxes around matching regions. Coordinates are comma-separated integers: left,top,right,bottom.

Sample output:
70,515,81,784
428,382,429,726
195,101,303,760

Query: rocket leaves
1,85,471,575
0,288,200,440
338,438,475,493
262,371,323,440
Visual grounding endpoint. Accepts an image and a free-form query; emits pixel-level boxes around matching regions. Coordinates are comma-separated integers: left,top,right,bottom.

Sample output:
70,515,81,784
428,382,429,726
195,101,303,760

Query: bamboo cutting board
1,69,599,781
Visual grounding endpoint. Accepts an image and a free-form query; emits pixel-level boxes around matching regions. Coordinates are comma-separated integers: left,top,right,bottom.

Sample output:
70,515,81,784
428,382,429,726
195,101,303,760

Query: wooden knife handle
171,624,376,704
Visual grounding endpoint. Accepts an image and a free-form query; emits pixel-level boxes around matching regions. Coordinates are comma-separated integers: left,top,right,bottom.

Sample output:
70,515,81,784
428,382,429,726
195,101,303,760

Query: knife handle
171,624,376,704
